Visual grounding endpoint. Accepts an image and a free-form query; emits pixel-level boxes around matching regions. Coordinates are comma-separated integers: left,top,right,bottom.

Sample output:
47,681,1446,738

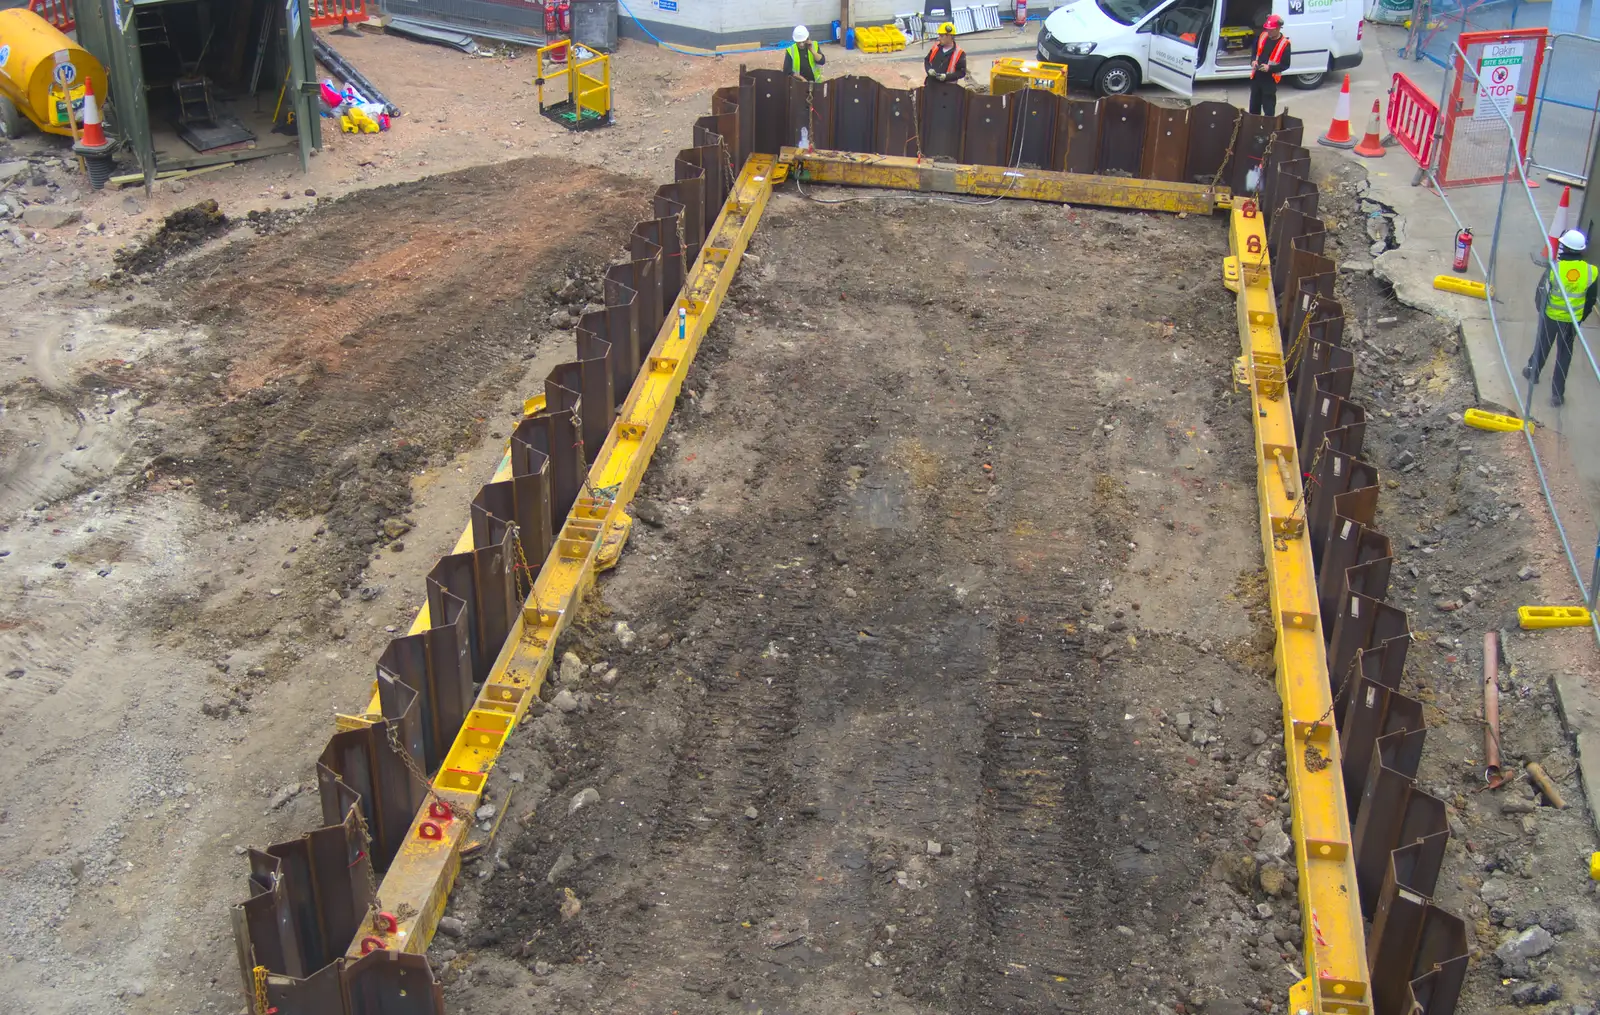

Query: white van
1036,0,1364,97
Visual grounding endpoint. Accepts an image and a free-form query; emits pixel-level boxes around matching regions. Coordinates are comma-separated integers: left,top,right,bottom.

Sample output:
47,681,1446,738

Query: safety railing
309,0,371,28
27,0,75,32
1388,72,1440,169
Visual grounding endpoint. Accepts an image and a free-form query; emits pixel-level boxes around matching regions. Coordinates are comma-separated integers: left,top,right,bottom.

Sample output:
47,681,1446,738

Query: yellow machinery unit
989,57,1069,97
0,9,109,138
536,42,612,131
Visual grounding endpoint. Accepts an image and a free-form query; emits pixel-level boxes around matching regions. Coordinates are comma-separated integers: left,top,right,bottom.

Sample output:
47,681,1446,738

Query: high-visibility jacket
1254,31,1291,83
1545,258,1600,322
785,43,824,81
926,42,967,80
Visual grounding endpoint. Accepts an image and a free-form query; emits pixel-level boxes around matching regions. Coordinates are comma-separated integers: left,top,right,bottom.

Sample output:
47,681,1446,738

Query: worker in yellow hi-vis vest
1525,229,1600,408
784,26,826,82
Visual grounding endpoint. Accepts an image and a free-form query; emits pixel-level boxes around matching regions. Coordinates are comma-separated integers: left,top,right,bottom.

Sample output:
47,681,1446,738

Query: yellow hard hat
938,21,956,35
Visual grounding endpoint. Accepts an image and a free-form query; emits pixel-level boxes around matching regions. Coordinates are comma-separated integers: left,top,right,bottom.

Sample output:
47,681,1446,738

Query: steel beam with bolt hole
342,154,779,959
776,146,1233,215
1226,200,1372,1015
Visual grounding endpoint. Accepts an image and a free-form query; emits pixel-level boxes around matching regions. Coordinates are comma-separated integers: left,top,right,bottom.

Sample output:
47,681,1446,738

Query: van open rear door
1147,3,1214,97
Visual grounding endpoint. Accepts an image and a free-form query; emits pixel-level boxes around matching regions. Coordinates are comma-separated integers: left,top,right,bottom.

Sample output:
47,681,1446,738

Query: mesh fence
1431,40,1600,618
1529,33,1600,179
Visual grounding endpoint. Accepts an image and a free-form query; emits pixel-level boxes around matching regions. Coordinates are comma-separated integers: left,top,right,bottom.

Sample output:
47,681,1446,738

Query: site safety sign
1475,42,1524,121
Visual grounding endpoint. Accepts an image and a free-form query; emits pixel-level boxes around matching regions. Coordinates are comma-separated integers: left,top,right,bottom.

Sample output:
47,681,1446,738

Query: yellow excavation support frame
778,146,1232,215
341,154,778,958
1226,202,1371,1015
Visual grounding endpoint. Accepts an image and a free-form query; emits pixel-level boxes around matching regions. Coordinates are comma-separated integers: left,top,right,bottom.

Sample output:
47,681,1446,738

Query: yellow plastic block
1434,274,1488,299
1464,407,1531,433
1590,851,1600,880
1519,605,1592,629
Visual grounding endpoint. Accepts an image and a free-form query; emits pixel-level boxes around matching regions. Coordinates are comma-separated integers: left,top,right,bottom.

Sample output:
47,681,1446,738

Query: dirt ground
2,21,1600,1015
433,195,1295,1015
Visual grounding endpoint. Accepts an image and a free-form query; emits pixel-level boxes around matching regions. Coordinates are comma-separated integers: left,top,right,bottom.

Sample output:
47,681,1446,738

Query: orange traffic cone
77,79,108,150
1353,100,1386,158
1319,74,1355,149
73,78,116,190
1546,186,1572,259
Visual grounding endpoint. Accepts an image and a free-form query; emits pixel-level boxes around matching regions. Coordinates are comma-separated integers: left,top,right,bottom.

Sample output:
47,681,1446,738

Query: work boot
1523,365,1535,380
1552,392,1565,407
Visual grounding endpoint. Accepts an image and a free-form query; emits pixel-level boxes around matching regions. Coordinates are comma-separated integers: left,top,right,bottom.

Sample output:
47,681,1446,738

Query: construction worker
784,25,826,82
1249,15,1291,117
925,22,967,85
1524,228,1599,407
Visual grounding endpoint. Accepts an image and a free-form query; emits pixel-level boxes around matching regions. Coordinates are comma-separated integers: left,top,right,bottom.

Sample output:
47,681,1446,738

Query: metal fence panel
1529,33,1600,181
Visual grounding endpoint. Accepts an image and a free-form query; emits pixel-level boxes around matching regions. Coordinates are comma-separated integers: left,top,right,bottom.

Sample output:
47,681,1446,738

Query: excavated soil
108,157,656,588
439,194,1309,1015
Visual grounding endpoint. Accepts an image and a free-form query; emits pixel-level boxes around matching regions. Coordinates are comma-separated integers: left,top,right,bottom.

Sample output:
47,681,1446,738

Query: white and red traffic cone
1319,74,1356,149
1353,99,1386,157
72,79,117,190
1546,186,1572,260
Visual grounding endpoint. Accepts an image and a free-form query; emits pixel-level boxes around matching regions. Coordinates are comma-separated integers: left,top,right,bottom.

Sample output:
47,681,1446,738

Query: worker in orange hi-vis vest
925,22,968,85
1249,15,1292,117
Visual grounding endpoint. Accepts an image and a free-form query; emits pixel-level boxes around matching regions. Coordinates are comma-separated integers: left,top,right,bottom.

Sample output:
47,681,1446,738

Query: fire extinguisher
544,1,558,34
559,0,572,32
1453,227,1473,273
1015,0,1028,26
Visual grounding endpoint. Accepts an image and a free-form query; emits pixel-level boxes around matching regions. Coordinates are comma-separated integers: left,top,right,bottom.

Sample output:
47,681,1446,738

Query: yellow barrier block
1464,407,1531,433
1229,202,1373,1015
1433,274,1488,299
1519,605,1592,629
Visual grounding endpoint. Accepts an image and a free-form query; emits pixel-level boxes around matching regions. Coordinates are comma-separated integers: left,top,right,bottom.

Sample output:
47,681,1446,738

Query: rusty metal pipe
1484,631,1505,788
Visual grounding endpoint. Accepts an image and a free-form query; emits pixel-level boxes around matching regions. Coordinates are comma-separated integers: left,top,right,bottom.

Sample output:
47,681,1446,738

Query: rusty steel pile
228,69,1468,1015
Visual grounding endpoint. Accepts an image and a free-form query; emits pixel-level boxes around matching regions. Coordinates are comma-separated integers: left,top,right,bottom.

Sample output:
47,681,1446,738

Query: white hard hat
1560,228,1587,252
793,25,810,42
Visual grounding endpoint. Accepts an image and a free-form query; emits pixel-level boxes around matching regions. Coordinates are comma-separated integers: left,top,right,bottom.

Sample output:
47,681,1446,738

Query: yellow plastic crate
855,25,907,53
990,57,1069,97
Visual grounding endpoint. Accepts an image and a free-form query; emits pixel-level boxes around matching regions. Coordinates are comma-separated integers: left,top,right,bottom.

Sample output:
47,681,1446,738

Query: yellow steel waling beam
346,155,780,959
778,146,1232,215
1226,205,1371,1015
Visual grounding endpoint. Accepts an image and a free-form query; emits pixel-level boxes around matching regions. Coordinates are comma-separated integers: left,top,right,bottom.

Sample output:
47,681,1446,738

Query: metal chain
1285,294,1321,381
252,965,272,1015
513,534,535,602
909,89,925,162
1211,111,1243,193
1294,438,1329,524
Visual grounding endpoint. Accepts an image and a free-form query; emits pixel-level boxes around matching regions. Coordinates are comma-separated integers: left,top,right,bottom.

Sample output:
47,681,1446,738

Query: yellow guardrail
345,154,779,958
1228,200,1372,1015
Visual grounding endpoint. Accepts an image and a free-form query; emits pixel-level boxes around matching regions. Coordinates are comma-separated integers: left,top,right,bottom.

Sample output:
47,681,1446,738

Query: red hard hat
1263,14,1284,28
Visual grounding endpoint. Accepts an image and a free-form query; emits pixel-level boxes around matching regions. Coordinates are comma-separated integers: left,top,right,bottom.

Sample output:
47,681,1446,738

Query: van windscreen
1097,0,1169,24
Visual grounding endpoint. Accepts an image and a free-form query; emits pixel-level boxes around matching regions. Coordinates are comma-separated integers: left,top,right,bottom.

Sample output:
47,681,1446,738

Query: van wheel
0,95,27,139
1094,58,1140,96
1288,62,1328,89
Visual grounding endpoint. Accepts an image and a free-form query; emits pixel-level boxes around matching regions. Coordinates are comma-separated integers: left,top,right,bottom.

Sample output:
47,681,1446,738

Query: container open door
1146,2,1213,97
78,0,154,188
284,0,321,172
